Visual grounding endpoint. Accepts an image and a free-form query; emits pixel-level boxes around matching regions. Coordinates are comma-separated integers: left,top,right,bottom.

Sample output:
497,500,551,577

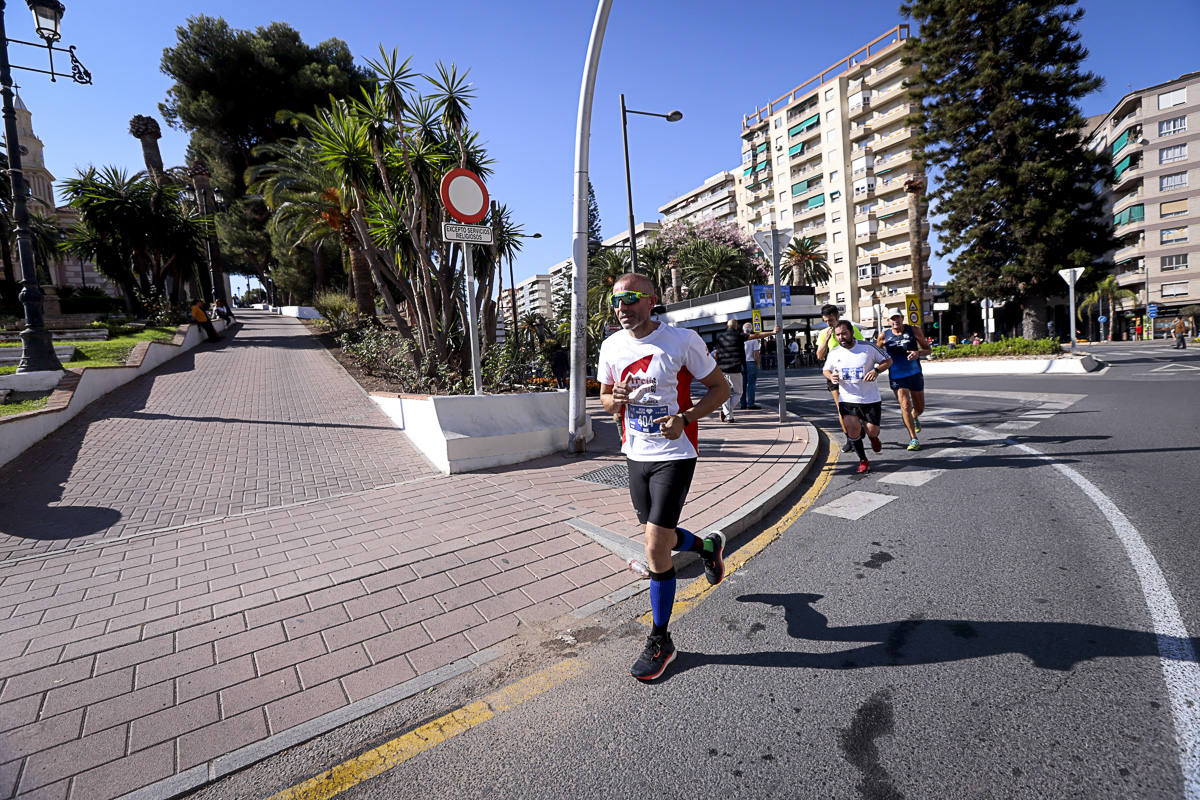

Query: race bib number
840,366,864,381
628,404,667,436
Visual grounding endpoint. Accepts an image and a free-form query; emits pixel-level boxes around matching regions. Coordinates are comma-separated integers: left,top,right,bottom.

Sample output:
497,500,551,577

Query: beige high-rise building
658,171,738,228
735,24,929,327
1087,71,1199,337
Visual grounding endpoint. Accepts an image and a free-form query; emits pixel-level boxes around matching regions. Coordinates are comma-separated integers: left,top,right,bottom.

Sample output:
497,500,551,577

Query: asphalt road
193,340,1200,800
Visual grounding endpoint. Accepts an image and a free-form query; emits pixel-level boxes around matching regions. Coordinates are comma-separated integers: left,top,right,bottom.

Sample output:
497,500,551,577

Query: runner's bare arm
865,356,893,381
600,381,629,413
912,326,932,358
747,327,779,341
653,366,730,439
816,329,831,360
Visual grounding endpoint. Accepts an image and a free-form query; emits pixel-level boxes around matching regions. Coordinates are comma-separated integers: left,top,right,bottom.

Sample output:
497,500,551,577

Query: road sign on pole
751,309,763,332
439,170,490,395
1148,304,1158,318
1057,268,1084,355
442,222,494,244
904,293,922,326
754,223,792,422
440,169,490,224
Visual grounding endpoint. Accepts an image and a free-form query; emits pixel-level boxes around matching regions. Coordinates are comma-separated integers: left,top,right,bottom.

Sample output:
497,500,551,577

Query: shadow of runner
666,593,1197,676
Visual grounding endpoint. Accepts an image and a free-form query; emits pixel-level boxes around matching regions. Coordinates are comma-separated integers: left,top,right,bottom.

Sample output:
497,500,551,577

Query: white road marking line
995,421,1039,431
878,467,945,487
812,490,897,520
927,414,1200,799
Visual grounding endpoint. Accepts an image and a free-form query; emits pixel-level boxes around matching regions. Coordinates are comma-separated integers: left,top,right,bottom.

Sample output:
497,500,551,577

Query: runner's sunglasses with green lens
610,290,652,308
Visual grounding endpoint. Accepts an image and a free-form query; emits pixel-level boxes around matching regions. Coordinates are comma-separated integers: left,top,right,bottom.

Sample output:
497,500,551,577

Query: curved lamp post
619,96,681,272
2,0,91,373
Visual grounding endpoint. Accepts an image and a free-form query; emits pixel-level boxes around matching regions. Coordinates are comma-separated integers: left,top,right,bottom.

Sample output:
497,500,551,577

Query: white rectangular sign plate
442,222,494,244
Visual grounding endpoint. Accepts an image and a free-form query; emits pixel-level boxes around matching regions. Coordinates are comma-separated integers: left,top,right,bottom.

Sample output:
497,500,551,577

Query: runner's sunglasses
610,290,652,307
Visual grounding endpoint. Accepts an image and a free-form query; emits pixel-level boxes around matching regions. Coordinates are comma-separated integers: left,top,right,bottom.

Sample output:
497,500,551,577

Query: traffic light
932,321,939,329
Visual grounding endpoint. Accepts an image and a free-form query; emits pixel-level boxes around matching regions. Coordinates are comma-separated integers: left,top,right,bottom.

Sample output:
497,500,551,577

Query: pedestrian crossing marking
1149,362,1200,373
812,490,897,520
879,467,946,487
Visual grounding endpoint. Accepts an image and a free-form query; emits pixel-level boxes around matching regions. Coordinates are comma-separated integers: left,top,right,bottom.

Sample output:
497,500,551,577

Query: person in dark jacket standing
713,318,777,422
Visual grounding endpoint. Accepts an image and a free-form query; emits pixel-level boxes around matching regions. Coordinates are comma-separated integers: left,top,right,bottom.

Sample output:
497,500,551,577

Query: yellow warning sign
904,293,922,327
751,310,763,332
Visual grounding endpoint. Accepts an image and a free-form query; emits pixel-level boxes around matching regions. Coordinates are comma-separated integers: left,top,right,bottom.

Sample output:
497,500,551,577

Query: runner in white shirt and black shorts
599,273,731,681
822,319,892,475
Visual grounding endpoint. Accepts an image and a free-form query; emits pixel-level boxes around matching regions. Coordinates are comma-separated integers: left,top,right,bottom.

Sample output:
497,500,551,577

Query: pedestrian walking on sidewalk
815,304,864,453
191,298,222,342
599,273,731,681
1172,317,1189,349
823,320,891,474
877,312,931,451
741,322,767,409
713,318,776,422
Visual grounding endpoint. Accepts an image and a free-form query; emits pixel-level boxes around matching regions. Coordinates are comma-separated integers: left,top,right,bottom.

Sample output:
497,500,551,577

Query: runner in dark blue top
877,312,932,451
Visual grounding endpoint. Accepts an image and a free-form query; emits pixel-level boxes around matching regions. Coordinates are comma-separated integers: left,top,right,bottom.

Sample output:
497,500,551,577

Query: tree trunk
140,138,166,187
312,243,326,296
1021,295,1046,339
349,246,374,317
0,239,16,303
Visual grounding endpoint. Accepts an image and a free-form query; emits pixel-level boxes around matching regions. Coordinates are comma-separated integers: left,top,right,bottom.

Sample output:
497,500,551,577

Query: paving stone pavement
0,310,812,800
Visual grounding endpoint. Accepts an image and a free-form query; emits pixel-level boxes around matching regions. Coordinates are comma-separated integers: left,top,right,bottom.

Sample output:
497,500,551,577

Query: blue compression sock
648,567,677,637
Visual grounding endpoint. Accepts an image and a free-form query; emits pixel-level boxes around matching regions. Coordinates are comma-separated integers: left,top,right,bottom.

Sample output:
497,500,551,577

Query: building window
1157,87,1187,109
1159,116,1187,137
832,214,842,223
1161,227,1188,244
835,292,845,303
1161,254,1188,271
825,88,834,101
834,254,844,264
1160,172,1189,192
1162,281,1189,297
830,190,842,200
1161,199,1189,218
1160,144,1188,164
829,170,840,182
832,231,842,243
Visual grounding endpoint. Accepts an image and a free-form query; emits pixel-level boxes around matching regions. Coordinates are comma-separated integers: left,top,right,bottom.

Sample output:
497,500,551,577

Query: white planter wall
370,390,593,474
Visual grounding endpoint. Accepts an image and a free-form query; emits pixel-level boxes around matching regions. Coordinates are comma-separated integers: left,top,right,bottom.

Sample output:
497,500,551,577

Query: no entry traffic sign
439,168,489,224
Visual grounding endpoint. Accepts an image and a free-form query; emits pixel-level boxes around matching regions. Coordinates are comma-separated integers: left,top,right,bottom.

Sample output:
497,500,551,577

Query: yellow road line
640,432,839,624
268,657,589,800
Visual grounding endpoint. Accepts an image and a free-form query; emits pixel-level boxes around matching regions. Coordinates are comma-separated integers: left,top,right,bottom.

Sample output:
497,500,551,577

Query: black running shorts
889,372,925,393
626,457,697,529
837,401,882,427
825,377,839,393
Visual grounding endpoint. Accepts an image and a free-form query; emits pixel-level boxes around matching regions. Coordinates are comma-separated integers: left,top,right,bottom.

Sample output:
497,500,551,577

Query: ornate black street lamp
619,95,680,273
2,0,91,372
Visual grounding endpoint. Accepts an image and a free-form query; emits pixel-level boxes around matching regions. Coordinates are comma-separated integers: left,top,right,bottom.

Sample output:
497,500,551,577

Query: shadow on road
668,593,1196,677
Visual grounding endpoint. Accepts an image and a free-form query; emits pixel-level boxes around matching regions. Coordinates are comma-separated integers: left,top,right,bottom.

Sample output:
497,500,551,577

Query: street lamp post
619,94,680,272
2,0,91,373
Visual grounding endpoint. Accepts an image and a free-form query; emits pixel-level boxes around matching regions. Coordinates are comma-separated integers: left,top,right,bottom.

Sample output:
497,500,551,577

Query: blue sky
14,0,1200,296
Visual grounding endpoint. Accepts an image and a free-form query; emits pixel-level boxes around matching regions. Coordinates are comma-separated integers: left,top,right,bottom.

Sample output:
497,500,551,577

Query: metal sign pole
770,224,787,422
463,245,484,394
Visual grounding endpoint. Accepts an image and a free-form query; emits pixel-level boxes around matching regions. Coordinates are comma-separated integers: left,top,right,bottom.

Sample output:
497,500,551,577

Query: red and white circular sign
439,168,489,224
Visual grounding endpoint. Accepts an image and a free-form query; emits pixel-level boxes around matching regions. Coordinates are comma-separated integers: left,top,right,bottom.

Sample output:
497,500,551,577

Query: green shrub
60,287,123,315
313,292,359,334
931,337,1062,359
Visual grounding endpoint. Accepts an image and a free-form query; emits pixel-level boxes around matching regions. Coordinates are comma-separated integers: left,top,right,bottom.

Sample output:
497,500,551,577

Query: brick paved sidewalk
0,312,813,800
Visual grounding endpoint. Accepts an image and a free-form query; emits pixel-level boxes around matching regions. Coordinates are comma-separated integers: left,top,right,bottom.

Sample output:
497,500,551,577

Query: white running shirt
823,342,889,404
598,323,717,461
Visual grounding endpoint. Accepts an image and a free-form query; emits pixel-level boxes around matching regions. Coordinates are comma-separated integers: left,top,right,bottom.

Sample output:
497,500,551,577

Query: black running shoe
631,633,676,681
701,531,726,585
841,438,855,453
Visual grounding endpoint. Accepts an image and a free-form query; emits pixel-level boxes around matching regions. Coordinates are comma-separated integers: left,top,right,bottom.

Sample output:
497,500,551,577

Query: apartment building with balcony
658,171,739,227
1087,71,1199,335
503,273,553,322
735,25,929,329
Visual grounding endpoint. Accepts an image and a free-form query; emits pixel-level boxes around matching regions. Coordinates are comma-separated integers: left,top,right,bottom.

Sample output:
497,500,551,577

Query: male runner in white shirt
599,273,730,680
822,319,892,474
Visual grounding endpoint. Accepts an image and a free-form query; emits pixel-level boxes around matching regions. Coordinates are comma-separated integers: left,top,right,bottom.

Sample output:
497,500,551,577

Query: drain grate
575,464,629,489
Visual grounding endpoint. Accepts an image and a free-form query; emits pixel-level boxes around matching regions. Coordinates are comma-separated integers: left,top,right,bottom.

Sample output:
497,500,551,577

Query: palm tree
249,137,374,316
783,236,830,286
637,239,670,299
678,241,757,296
128,115,166,187
1079,275,1137,341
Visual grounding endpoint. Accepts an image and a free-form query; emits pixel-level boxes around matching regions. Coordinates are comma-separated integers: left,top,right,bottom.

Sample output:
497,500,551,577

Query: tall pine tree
587,180,602,243
902,0,1117,336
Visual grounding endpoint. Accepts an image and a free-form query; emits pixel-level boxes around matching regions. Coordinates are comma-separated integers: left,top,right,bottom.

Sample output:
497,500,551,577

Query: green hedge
931,337,1062,359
